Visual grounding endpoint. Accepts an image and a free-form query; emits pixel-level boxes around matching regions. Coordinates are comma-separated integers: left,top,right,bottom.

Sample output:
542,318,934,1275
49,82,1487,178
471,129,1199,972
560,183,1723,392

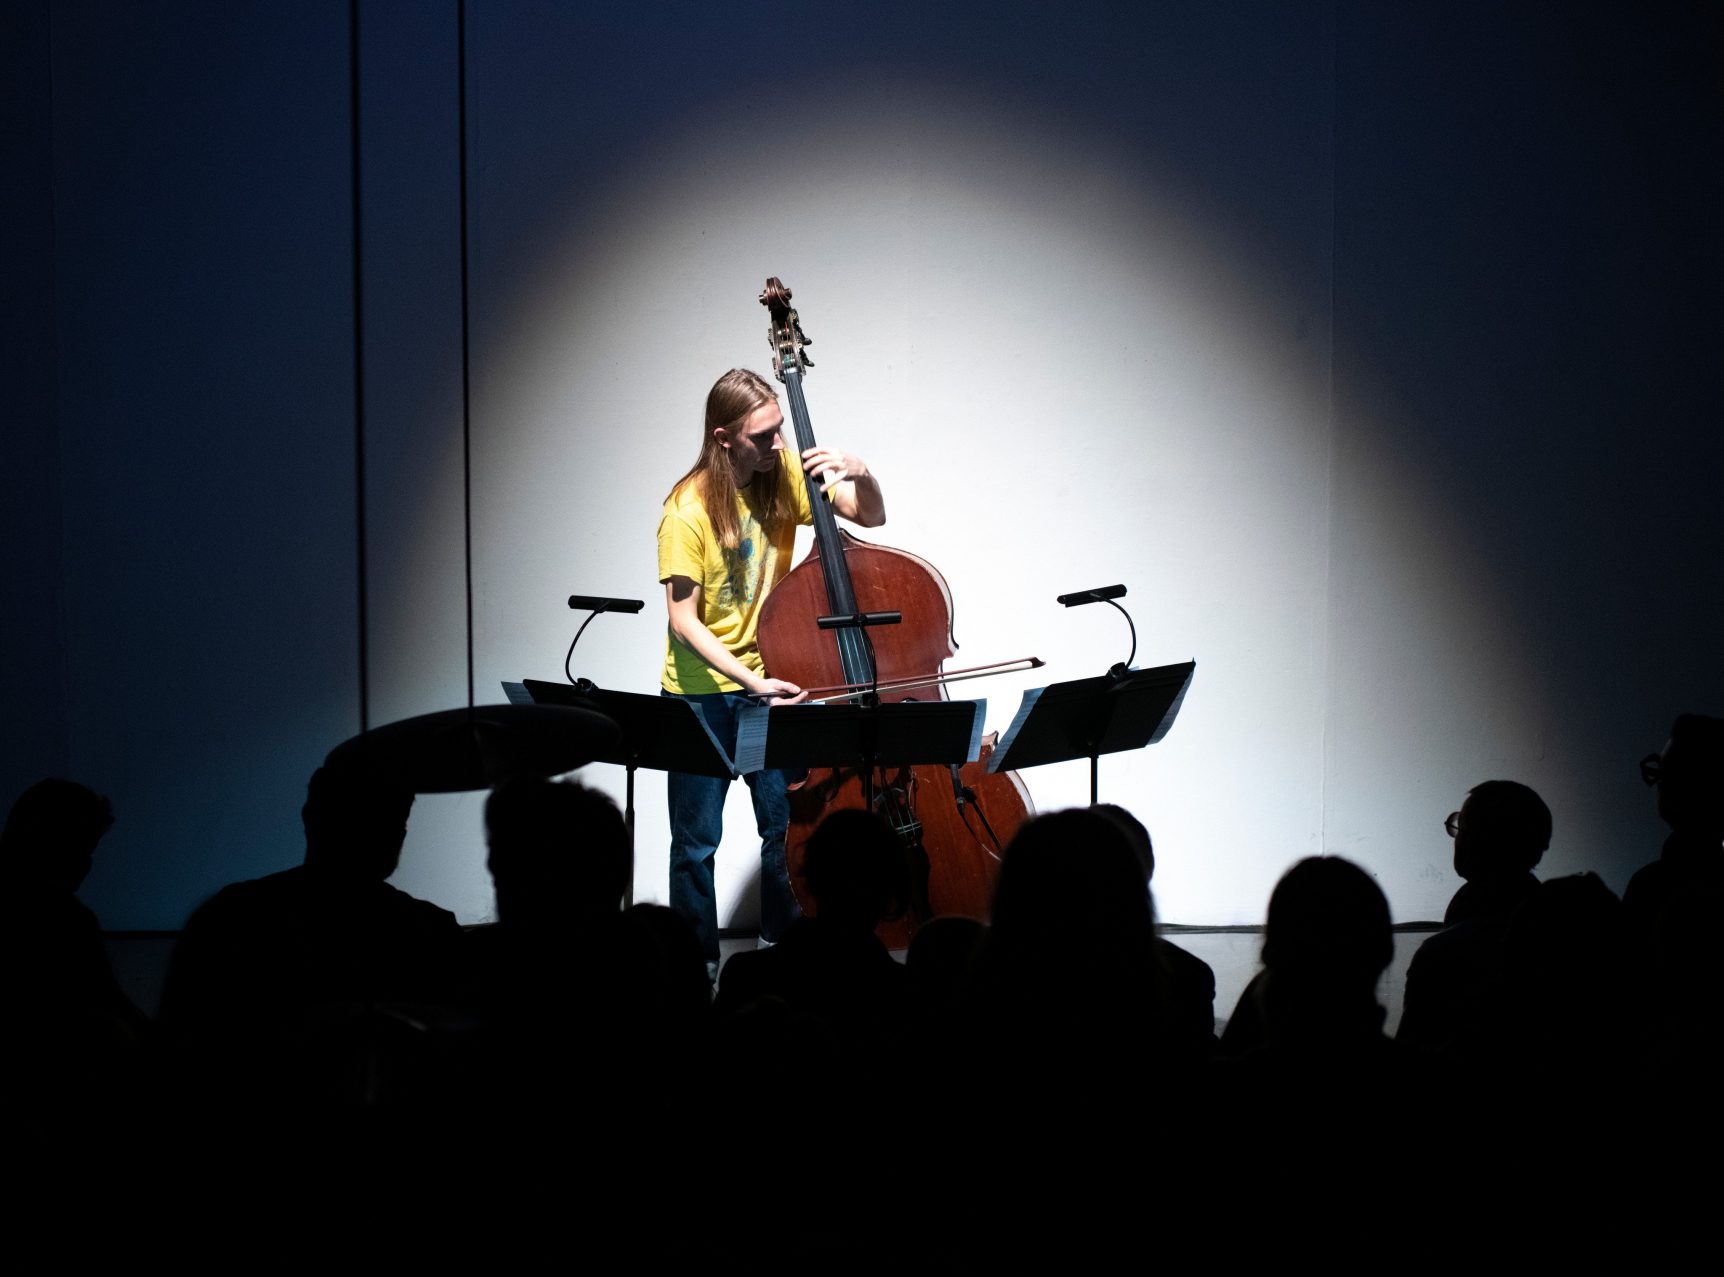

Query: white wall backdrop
394,2,1339,928
9,1,1718,933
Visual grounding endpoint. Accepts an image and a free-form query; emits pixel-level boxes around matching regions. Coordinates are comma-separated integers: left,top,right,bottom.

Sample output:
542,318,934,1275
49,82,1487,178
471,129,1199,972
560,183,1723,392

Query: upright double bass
754,278,1033,947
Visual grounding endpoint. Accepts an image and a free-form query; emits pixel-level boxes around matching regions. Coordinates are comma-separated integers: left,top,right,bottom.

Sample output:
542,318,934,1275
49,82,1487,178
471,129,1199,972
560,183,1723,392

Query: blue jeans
664,691,799,963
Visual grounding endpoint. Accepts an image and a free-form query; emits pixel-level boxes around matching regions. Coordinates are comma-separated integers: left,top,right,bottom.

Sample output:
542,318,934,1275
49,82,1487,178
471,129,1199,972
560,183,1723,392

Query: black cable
968,791,1007,859
457,0,475,711
349,0,369,734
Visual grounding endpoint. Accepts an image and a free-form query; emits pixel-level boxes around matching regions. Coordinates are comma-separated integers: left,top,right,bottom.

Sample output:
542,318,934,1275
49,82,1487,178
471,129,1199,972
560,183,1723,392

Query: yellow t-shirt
658,460,814,693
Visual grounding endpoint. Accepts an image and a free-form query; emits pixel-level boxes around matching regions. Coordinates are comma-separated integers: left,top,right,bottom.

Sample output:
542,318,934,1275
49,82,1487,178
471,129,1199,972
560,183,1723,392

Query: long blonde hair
666,368,795,551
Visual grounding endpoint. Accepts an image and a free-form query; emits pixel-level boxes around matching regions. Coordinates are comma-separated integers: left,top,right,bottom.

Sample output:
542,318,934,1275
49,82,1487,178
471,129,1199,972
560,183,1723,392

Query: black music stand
503,679,735,905
735,699,986,807
987,661,1196,805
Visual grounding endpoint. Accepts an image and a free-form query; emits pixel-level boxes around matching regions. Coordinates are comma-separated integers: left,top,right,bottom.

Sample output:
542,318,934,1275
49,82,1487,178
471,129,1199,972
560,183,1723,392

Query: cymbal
324,701,619,793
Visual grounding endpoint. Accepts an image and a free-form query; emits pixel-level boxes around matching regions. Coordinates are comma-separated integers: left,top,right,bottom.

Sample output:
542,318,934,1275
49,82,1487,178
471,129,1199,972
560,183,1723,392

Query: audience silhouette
16,706,1717,1248
710,807,911,1183
158,762,464,1117
1248,855,1395,1065
715,806,908,1030
1095,800,1217,1062
471,777,682,1143
1623,713,1724,1079
3,777,145,1126
1397,779,1550,1055
4,778,138,1029
1624,713,1724,929
963,806,1169,1120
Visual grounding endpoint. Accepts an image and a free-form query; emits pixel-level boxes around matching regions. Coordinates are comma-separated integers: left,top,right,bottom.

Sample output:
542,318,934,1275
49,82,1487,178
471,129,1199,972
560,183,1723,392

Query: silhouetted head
1262,856,1393,991
300,764,414,882
992,807,1157,945
1092,802,1154,883
905,915,986,1020
485,777,629,926
1,778,114,894
1500,873,1629,1069
906,914,986,973
1503,872,1623,978
1650,713,1724,838
979,808,1167,1056
800,808,909,930
1451,780,1551,881
619,902,712,1022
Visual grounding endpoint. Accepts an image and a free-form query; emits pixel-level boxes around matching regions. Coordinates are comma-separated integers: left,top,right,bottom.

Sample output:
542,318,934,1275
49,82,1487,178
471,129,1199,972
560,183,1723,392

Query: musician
659,368,885,978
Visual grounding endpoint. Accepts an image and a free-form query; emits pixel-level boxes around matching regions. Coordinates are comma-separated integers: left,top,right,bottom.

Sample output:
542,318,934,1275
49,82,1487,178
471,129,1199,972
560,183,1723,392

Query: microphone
1055,584,1126,607
568,595,645,613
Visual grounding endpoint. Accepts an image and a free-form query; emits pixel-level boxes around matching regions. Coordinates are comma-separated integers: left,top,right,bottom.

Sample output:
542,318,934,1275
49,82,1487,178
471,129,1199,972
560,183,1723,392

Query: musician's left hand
801,446,886,527
801,446,864,493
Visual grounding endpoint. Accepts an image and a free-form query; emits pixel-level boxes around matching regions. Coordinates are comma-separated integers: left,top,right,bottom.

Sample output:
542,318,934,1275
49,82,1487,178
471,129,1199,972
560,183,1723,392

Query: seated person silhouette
1624,713,1724,931
475,776,635,1023
1227,861,1399,1068
1623,713,1724,1076
945,807,1177,1211
3,778,144,1091
1495,872,1630,1084
714,807,908,1035
905,914,986,1033
1215,859,1429,1226
709,809,911,1172
484,776,631,933
1397,780,1549,1055
963,807,1167,1090
475,777,675,1120
159,763,463,1050
1220,856,1395,1073
1094,801,1217,1062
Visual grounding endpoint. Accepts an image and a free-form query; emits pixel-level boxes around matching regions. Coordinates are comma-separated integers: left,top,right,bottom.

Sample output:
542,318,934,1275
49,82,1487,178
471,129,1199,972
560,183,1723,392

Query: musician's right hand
752,677,807,706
